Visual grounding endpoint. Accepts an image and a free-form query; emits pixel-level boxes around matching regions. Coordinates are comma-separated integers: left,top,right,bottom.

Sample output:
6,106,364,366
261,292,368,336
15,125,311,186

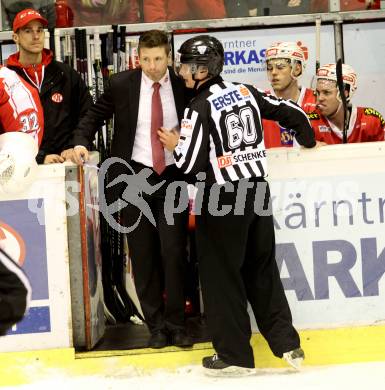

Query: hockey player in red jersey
0,65,44,146
311,63,384,144
263,41,316,148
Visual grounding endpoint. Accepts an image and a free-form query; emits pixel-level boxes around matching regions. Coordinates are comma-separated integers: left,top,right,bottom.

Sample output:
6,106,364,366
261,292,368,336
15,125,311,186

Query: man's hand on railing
43,154,65,164
60,148,75,162
73,145,90,165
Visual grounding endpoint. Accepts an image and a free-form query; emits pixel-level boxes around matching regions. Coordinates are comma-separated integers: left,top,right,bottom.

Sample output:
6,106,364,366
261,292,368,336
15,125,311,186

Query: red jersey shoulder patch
307,111,320,120
364,108,385,126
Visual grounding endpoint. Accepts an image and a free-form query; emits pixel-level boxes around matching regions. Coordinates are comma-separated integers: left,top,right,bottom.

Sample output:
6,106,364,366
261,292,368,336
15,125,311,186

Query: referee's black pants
196,179,300,368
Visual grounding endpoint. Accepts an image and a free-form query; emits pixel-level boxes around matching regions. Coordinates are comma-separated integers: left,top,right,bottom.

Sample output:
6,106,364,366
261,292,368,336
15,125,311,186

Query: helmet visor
174,54,198,77
174,52,182,75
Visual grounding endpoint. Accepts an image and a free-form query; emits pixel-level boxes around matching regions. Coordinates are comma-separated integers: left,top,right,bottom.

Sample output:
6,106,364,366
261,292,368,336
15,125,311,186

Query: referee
159,35,318,376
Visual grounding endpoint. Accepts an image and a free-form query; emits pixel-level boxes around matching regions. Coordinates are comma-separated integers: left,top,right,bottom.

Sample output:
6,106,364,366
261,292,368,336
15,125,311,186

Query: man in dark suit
72,30,192,349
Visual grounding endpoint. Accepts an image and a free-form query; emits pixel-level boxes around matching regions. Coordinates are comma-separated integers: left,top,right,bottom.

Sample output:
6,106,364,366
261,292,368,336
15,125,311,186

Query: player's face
13,21,45,55
316,79,340,117
178,64,194,88
178,63,208,89
266,59,294,92
139,46,169,82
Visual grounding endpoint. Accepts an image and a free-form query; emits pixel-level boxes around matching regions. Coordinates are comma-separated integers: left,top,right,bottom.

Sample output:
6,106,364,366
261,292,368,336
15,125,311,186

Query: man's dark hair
138,30,170,55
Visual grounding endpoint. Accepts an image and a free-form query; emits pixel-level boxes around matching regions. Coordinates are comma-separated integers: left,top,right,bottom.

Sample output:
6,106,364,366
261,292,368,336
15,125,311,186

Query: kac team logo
51,92,63,103
0,220,26,266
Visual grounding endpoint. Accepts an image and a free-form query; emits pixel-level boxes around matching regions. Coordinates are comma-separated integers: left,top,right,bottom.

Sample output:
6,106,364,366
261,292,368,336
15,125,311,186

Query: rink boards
265,142,385,330
1,143,385,386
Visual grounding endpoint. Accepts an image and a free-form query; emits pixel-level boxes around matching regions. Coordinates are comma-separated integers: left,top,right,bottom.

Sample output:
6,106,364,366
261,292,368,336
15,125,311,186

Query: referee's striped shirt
173,77,315,185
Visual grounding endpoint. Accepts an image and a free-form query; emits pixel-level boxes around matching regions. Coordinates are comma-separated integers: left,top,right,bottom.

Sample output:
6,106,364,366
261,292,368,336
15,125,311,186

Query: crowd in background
1,0,382,29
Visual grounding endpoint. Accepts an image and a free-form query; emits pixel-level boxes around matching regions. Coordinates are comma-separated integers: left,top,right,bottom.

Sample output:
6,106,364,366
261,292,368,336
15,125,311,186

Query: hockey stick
93,31,104,104
48,28,55,56
125,36,130,70
107,25,136,321
119,26,126,72
107,29,114,81
100,33,108,79
63,31,72,66
54,29,61,62
74,28,81,73
336,59,350,144
107,28,143,323
311,17,321,91
86,31,93,91
112,215,144,323
315,17,321,76
81,29,89,88
112,25,118,74
71,34,76,70
96,31,137,323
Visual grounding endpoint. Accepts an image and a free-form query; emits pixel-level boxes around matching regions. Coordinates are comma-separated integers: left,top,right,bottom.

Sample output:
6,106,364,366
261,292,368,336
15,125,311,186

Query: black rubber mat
89,315,211,352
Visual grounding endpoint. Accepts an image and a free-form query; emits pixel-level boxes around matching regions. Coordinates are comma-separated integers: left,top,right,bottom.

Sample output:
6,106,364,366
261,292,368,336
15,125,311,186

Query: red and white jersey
0,66,44,146
309,106,385,144
263,87,316,148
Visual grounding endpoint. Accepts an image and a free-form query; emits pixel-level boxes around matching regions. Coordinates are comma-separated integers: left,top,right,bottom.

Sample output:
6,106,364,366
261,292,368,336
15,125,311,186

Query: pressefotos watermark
26,157,364,233
97,158,274,233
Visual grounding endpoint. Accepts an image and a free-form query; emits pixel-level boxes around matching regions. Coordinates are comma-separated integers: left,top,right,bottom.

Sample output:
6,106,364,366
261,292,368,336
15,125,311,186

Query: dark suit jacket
73,66,188,205
73,66,186,158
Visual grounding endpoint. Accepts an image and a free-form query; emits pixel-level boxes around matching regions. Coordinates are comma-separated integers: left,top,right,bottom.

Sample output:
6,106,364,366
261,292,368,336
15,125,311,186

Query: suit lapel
129,70,142,133
169,68,185,122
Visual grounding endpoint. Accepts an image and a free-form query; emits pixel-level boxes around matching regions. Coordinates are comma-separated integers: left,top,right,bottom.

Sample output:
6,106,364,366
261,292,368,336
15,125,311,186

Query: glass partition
1,0,382,30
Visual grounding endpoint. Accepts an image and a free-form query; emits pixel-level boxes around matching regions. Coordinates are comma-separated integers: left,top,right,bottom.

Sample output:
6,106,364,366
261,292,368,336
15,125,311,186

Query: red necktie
151,82,166,175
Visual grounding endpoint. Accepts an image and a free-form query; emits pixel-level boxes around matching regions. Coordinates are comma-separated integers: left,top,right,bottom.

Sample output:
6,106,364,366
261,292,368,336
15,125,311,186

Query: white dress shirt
132,69,179,168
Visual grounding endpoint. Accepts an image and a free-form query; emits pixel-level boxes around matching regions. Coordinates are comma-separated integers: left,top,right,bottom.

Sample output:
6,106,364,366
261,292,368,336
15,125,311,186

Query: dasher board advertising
270,172,385,329
0,165,72,352
0,200,49,335
173,25,335,91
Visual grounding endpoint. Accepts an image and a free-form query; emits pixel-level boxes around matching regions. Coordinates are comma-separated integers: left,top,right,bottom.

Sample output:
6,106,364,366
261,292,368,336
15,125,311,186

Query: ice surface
4,361,385,390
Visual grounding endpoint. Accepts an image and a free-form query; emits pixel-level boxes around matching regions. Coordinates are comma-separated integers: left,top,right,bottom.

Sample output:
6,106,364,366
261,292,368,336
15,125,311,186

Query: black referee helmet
177,35,224,77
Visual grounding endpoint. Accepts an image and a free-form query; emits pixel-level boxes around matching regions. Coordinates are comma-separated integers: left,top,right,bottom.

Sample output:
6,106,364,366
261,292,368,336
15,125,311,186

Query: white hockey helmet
265,41,307,75
0,132,38,195
316,63,357,101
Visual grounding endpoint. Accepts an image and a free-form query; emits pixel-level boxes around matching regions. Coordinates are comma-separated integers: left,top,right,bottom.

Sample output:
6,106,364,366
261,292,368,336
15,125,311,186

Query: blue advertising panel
0,199,50,335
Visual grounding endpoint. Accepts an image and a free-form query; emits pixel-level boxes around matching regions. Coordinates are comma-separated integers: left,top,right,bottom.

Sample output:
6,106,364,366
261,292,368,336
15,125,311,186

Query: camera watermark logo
98,157,165,233
25,157,365,235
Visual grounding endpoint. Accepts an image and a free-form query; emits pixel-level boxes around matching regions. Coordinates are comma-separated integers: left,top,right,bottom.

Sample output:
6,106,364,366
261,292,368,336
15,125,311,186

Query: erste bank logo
239,85,250,97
